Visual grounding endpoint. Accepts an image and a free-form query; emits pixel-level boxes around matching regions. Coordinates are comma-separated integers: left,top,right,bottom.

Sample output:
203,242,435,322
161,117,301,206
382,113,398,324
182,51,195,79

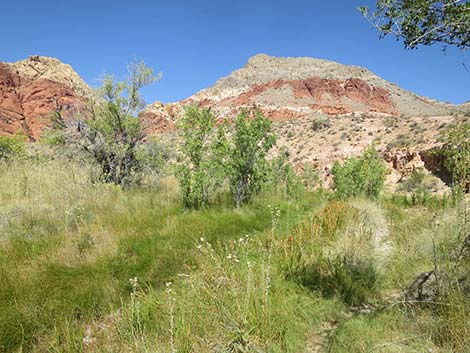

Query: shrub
78,61,159,186
135,138,172,181
439,120,470,188
224,110,276,207
0,133,27,161
40,110,67,146
311,116,331,131
41,130,67,146
176,106,225,209
300,163,321,190
268,147,303,196
387,133,413,149
331,146,386,200
398,169,442,205
384,116,397,129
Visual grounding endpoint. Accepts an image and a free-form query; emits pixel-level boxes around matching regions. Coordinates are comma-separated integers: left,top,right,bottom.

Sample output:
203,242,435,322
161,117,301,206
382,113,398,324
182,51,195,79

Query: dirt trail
304,296,403,353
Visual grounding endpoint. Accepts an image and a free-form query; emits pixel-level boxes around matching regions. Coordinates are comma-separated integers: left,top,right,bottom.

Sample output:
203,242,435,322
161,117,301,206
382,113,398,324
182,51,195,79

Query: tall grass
1,157,468,352
0,158,323,352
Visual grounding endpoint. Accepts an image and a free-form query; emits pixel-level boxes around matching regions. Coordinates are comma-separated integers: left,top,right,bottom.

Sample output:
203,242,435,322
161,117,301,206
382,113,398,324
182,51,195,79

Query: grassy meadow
0,156,469,353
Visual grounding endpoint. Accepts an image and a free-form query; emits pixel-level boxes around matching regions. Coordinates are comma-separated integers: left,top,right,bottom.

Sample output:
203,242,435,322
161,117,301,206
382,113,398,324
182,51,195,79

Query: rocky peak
8,55,91,97
141,54,458,135
233,54,375,83
0,56,90,140
140,54,465,191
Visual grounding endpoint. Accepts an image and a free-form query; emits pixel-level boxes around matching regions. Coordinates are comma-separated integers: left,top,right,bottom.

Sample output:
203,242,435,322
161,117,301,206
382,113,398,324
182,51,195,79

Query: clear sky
1,0,468,104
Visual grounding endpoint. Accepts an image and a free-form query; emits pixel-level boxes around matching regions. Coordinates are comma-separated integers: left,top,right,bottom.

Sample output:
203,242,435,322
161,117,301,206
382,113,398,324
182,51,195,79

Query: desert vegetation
1,142,469,352
0,0,470,353
1,81,469,352
1,4,470,346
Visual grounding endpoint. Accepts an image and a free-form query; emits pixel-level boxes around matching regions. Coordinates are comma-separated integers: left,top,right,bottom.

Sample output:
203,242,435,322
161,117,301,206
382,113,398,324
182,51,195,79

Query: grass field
0,158,469,352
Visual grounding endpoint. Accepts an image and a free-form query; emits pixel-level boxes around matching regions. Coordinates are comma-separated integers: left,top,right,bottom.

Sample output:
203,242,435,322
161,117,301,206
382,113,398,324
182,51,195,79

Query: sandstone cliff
0,56,90,140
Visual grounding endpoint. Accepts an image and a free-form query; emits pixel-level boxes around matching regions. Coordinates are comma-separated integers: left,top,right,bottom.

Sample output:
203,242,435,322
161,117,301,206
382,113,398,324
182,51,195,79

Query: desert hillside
140,54,462,135
1,54,467,189
140,54,470,189
0,56,89,140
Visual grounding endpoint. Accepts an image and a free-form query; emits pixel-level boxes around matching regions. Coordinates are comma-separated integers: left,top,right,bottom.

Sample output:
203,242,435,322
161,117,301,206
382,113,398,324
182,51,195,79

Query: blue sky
1,0,468,104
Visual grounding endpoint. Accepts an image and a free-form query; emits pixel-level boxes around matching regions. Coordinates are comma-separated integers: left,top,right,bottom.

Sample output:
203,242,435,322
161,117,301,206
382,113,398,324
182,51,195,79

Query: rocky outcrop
0,56,90,140
140,54,457,134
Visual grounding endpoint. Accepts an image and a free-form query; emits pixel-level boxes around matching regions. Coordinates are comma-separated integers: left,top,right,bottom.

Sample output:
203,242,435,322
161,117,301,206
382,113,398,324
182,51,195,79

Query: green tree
360,0,470,50
176,106,225,209
268,147,303,197
225,110,276,207
79,61,158,186
332,146,386,200
440,120,470,189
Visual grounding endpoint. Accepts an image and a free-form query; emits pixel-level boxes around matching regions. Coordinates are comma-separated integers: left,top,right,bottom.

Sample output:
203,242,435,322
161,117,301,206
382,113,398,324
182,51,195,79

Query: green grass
0,159,323,352
0,158,469,352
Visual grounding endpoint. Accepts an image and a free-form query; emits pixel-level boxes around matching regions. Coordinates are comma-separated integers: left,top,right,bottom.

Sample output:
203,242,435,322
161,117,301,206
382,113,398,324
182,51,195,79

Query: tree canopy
360,0,470,50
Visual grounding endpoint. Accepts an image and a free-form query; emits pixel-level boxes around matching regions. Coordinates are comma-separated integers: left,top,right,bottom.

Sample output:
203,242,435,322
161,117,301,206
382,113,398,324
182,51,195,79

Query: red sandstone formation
0,56,89,140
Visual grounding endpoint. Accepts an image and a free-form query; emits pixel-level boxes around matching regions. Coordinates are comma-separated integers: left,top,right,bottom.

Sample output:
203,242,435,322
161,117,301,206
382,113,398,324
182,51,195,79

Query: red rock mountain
141,54,458,134
0,56,90,140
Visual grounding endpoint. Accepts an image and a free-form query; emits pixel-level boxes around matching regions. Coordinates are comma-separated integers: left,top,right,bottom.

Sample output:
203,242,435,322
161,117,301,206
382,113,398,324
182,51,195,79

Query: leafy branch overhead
360,0,470,50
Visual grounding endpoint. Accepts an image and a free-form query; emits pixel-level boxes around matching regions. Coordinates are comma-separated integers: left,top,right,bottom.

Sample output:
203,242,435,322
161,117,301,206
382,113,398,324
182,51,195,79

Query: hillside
0,56,90,140
140,54,460,135
141,54,468,189
0,54,467,187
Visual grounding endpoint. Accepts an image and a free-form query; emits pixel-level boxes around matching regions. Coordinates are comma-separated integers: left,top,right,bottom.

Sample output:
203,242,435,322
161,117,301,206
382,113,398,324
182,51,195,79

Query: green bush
0,133,27,161
311,116,331,131
40,129,67,146
439,120,470,188
40,111,67,146
224,110,276,207
176,106,225,209
386,133,413,148
268,147,303,196
300,163,321,190
331,146,386,199
398,169,443,205
136,138,171,179
78,61,159,186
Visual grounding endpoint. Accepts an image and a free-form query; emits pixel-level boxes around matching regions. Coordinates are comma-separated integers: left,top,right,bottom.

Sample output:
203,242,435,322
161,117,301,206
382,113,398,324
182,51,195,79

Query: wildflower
129,277,138,292
82,327,95,346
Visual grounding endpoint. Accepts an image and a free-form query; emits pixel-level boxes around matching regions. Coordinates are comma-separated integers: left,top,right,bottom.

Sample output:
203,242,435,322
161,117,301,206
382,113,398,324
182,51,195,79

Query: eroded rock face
140,54,457,135
0,56,89,140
